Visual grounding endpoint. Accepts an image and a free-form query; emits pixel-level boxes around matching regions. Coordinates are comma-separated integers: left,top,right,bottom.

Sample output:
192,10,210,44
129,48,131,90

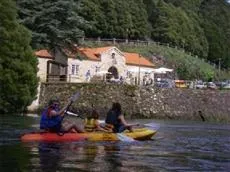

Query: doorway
107,66,118,80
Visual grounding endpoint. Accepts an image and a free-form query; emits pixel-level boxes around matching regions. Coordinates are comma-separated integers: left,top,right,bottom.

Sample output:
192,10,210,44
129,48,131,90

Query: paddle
142,122,160,130
97,120,138,142
65,111,84,119
98,120,160,130
64,92,81,114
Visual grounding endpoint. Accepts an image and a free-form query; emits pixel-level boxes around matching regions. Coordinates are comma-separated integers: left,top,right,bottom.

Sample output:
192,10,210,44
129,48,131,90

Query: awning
152,67,173,74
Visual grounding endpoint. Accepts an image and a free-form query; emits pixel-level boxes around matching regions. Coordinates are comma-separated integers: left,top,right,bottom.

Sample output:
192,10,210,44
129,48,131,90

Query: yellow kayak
82,128,157,141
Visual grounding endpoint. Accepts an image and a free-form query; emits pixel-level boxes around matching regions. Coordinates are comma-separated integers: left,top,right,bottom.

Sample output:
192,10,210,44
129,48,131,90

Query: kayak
82,128,156,141
20,132,87,142
21,128,156,142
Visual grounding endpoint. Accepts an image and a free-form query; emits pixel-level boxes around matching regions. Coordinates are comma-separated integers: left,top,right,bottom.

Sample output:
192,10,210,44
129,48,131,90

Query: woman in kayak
40,97,84,133
105,102,139,133
84,109,111,132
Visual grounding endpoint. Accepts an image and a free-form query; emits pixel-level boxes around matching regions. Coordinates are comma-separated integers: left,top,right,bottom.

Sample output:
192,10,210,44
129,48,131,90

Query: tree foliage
0,0,38,113
16,0,230,69
16,0,230,68
160,0,230,68
200,0,230,68
150,0,208,58
17,0,88,49
79,0,150,39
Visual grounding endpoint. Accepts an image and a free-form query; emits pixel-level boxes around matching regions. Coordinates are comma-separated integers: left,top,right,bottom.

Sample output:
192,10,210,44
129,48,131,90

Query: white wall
67,58,99,82
37,58,50,82
67,47,155,84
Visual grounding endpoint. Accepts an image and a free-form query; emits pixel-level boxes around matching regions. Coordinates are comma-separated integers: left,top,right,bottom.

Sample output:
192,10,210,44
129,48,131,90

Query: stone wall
39,83,230,122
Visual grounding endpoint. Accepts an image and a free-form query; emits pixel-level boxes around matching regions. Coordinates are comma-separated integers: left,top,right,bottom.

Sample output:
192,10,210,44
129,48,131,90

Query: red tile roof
123,52,155,67
35,47,155,67
35,50,53,59
77,46,154,67
77,46,113,61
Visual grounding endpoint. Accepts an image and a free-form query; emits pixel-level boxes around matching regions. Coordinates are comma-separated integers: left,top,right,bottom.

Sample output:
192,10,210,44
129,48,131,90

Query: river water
0,114,229,172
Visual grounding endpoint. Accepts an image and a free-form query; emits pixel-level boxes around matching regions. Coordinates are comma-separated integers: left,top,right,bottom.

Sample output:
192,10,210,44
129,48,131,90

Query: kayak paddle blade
71,92,81,102
144,123,160,130
117,133,135,142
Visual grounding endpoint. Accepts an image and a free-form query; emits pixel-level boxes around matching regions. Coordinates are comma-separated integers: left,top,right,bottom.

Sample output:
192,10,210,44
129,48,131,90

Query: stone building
35,46,155,85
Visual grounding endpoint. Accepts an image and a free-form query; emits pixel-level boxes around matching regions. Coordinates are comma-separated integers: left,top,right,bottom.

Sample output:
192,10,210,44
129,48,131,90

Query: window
71,65,75,75
112,53,115,59
111,53,117,64
71,64,79,75
75,65,79,75
95,65,100,73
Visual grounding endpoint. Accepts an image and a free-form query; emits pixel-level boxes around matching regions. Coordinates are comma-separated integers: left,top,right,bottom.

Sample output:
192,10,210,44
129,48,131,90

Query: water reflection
23,141,144,171
1,115,230,171
38,143,62,171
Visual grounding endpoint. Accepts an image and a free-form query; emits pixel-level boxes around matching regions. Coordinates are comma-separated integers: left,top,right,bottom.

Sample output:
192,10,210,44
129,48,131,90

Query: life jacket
84,118,97,132
105,110,122,132
40,106,63,132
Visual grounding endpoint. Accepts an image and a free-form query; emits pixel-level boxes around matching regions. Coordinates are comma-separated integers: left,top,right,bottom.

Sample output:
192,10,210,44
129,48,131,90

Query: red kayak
21,132,87,142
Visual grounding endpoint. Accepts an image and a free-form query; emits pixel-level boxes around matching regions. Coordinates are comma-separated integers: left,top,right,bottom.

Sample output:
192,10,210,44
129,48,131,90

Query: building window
112,53,115,59
111,53,117,64
71,64,79,75
95,65,100,73
71,65,75,75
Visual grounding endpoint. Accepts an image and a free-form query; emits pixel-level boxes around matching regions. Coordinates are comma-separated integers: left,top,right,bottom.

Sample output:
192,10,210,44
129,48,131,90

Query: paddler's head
112,102,121,114
48,97,60,108
91,109,99,119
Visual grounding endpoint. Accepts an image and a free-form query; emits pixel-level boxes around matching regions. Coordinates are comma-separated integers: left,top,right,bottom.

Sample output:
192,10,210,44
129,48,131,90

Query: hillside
16,0,230,70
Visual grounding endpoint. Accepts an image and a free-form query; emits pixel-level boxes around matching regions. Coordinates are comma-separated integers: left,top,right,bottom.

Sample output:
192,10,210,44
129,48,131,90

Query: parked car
215,81,226,89
155,79,174,88
195,81,207,89
223,83,230,89
207,82,217,89
175,80,187,88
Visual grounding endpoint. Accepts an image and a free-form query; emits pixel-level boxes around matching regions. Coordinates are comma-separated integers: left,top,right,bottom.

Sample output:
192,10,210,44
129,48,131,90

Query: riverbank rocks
38,82,230,123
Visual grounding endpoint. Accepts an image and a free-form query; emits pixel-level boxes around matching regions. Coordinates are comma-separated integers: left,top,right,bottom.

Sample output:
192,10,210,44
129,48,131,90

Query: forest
16,0,230,69
1,0,230,113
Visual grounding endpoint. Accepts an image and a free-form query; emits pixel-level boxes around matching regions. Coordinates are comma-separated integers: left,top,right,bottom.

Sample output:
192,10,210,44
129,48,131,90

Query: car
155,79,174,88
155,80,170,88
215,81,227,88
175,80,187,88
207,82,217,89
223,83,230,89
195,81,207,89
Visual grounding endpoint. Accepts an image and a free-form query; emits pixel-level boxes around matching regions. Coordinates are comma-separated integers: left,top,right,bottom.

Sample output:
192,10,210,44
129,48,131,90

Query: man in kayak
105,102,139,133
40,97,84,133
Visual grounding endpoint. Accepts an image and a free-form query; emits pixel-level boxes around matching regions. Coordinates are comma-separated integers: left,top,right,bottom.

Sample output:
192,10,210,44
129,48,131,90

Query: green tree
151,0,208,57
163,0,230,68
0,0,38,113
200,0,230,69
17,0,88,49
79,0,150,39
79,0,105,37
127,0,150,39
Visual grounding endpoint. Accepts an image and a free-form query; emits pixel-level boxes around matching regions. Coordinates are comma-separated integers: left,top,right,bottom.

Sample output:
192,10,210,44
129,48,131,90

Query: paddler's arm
95,120,112,132
118,115,139,127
